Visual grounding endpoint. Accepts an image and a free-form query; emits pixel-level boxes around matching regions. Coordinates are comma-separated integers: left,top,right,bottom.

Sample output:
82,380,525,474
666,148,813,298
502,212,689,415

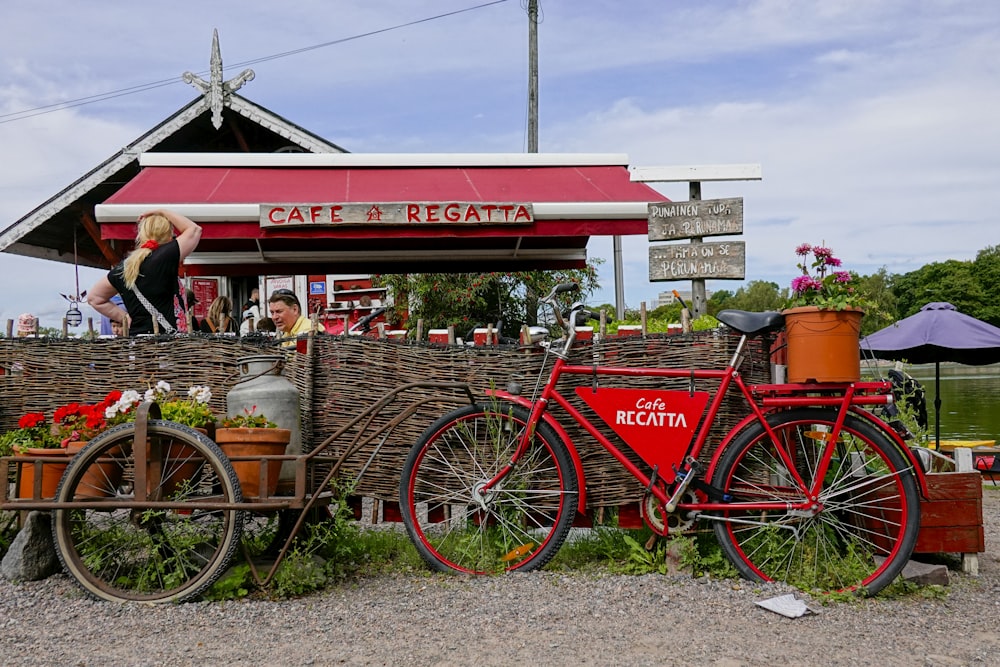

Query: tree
855,267,898,336
373,266,601,338
647,302,683,323
706,290,734,315
725,280,786,312
893,260,984,320
974,246,1000,326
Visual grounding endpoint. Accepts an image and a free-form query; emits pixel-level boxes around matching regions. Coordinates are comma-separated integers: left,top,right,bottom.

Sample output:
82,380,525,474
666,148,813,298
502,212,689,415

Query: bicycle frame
487,323,928,522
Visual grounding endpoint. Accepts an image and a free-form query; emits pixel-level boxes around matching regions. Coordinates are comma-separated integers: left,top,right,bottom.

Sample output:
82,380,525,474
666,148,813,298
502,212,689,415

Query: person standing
241,287,260,316
200,295,238,334
88,209,202,335
239,287,261,334
268,289,319,343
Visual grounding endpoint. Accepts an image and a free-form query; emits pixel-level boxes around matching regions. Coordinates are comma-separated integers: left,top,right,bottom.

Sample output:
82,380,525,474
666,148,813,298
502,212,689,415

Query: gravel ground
4,489,1000,667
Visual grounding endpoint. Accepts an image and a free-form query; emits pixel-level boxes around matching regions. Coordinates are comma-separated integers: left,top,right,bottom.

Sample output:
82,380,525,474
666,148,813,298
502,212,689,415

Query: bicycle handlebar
539,283,581,330
540,282,580,304
349,306,387,334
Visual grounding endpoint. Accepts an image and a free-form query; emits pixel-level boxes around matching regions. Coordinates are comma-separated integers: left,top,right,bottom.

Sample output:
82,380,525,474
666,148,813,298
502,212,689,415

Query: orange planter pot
65,441,124,498
215,428,291,497
16,448,69,499
146,441,204,499
783,306,863,383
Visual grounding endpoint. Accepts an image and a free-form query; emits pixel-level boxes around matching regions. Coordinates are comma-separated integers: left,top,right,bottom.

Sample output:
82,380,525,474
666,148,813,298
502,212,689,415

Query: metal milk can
226,354,301,482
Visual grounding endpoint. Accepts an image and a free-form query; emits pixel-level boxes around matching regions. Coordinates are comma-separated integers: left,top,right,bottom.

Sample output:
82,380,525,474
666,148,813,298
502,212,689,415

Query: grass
0,499,959,604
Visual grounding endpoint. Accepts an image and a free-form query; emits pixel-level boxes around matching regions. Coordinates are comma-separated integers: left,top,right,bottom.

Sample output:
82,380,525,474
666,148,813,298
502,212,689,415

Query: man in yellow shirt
268,289,318,344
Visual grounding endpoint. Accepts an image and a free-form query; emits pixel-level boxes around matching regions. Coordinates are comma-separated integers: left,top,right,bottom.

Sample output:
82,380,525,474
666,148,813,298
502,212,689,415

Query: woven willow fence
0,330,773,509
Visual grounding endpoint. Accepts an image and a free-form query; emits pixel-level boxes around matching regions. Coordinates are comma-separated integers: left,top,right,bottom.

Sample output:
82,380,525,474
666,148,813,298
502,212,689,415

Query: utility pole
527,0,539,153
526,0,541,325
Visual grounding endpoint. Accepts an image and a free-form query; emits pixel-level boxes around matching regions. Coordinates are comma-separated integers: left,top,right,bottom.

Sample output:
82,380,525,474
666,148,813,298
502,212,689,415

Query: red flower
18,413,46,429
54,402,82,424
102,390,122,406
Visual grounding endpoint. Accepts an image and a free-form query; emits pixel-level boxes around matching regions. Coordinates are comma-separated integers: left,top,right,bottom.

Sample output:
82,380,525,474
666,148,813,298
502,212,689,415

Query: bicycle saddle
716,309,785,335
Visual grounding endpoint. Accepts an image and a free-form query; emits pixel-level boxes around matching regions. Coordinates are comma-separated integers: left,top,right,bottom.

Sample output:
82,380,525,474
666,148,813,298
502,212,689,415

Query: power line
0,0,510,125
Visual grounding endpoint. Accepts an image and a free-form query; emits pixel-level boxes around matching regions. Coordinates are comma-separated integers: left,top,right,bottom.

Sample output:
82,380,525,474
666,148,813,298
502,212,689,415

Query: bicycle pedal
665,463,699,513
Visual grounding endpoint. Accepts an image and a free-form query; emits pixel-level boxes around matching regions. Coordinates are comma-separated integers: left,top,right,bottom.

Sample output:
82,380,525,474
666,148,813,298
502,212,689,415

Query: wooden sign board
649,241,746,281
647,197,743,241
261,202,534,228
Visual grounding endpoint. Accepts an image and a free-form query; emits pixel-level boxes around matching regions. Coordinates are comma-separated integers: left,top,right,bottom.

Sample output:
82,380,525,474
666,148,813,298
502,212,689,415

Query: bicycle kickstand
665,458,702,513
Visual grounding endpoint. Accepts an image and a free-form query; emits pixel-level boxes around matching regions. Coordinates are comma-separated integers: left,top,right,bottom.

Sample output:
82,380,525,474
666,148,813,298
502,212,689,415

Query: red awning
97,156,665,276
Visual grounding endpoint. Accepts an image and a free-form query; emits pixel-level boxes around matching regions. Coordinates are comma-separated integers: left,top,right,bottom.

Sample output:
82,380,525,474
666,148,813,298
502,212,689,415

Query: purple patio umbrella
861,302,1000,448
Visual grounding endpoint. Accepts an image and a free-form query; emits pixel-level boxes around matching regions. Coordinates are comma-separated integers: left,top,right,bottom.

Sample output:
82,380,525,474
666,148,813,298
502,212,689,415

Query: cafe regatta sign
574,387,710,481
260,202,535,228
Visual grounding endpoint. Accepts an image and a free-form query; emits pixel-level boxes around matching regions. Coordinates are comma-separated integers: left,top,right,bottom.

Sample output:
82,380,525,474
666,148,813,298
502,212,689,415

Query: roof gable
0,36,346,269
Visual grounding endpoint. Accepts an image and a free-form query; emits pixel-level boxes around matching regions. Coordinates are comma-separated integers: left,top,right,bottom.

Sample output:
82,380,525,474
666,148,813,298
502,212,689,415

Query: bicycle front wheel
400,402,578,574
52,421,244,604
711,408,920,596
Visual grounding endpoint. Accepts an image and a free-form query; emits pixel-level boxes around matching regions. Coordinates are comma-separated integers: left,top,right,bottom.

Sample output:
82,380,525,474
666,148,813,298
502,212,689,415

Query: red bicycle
399,284,925,595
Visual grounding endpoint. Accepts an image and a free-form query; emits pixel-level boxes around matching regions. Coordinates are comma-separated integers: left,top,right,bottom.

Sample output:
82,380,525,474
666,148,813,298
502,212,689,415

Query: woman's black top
107,240,180,335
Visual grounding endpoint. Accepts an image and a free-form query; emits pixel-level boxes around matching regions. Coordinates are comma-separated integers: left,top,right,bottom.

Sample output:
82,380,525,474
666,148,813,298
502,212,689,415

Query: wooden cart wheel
51,420,244,604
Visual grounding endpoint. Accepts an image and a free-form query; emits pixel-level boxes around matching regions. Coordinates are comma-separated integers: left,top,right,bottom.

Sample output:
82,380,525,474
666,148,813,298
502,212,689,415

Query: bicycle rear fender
704,412,762,483
488,390,588,513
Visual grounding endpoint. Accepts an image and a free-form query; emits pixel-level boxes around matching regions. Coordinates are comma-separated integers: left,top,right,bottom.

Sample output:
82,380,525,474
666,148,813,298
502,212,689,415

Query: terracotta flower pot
214,427,291,497
783,306,863,383
65,441,124,498
146,440,204,499
16,448,69,500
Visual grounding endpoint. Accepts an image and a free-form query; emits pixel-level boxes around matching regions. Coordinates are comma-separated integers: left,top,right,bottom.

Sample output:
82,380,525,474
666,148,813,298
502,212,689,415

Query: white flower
104,390,142,419
188,385,212,404
120,389,141,406
156,380,171,394
144,388,156,402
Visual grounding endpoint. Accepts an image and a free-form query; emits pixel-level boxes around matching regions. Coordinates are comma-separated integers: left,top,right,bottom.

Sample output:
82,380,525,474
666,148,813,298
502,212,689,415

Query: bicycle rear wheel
52,421,244,604
400,402,578,574
711,407,920,596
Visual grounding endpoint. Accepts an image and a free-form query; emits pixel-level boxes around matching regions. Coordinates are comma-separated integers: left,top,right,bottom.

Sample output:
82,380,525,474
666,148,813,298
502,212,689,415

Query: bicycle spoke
401,403,577,574
713,408,919,595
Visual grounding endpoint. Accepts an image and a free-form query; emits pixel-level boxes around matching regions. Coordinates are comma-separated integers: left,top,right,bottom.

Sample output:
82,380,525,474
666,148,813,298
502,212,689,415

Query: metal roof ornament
182,29,255,130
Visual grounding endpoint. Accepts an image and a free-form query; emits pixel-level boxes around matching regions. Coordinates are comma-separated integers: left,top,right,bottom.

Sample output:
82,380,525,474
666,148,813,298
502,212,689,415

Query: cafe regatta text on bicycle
575,387,709,475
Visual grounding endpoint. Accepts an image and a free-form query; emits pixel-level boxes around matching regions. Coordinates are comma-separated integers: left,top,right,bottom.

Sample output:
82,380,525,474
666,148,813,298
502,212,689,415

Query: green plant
204,564,252,600
103,390,142,427
5,412,59,451
787,242,874,311
145,382,216,428
0,428,33,456
220,406,277,429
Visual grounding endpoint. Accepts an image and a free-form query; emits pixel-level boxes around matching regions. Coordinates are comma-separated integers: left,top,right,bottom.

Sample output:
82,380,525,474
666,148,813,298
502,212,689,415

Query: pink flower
812,246,834,261
787,242,870,311
791,275,821,293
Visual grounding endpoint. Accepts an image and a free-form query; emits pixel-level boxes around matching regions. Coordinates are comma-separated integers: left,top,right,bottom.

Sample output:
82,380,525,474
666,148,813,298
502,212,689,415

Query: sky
1,0,998,329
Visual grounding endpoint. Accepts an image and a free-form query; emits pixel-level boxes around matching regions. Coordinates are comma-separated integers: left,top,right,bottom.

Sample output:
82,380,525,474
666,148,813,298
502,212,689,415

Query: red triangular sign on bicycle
574,387,709,476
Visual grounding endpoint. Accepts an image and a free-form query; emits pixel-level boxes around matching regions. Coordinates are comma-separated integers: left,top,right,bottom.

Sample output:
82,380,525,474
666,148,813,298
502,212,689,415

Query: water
894,363,1000,442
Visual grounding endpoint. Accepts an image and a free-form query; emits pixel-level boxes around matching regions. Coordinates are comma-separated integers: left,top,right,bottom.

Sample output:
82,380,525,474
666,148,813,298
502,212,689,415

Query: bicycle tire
400,402,578,574
711,407,920,596
51,421,244,604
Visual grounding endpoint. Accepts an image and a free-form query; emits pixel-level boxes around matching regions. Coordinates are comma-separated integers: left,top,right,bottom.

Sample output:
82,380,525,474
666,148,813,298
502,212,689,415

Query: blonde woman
88,209,202,335
200,295,237,335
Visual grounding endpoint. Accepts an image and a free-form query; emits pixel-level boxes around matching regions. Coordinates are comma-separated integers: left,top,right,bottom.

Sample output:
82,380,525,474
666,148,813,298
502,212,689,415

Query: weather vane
182,28,255,130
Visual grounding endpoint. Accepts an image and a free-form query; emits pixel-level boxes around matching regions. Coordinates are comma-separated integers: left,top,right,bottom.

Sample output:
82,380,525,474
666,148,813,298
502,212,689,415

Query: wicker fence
0,330,773,509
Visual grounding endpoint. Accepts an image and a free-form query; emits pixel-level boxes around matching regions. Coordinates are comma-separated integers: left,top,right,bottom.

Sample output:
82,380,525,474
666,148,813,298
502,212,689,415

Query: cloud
1,0,998,321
